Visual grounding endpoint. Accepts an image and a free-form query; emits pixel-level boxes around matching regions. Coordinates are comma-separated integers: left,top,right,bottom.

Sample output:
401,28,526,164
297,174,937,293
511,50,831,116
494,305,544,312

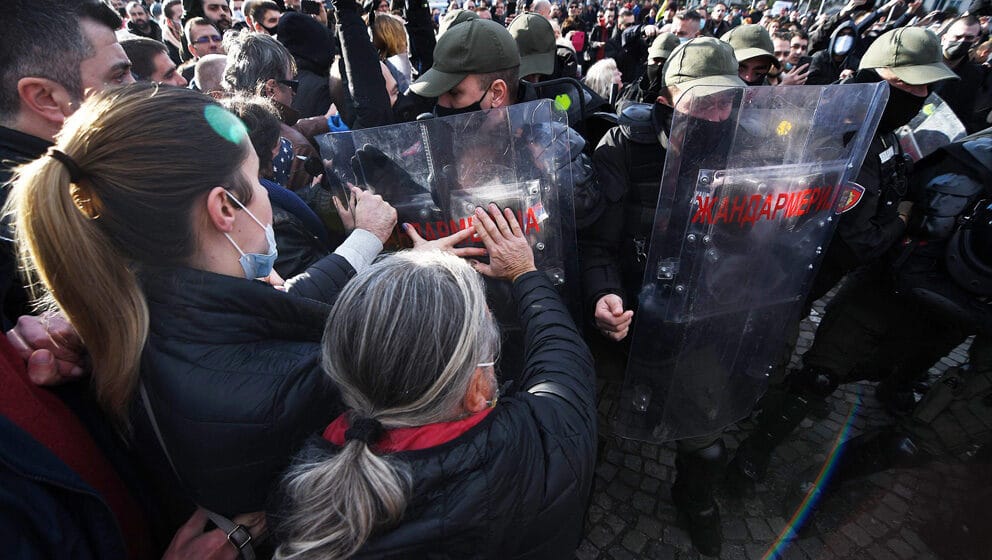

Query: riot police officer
580,37,746,556
726,27,964,497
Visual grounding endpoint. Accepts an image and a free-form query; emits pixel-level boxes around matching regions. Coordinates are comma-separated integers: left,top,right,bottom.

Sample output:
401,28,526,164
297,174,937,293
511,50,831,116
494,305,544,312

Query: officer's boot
671,440,725,557
782,426,930,519
726,367,839,497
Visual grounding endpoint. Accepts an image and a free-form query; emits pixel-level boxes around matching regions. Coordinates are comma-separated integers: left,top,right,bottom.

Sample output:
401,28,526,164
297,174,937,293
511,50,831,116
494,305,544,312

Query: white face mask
833,35,855,56
223,190,278,279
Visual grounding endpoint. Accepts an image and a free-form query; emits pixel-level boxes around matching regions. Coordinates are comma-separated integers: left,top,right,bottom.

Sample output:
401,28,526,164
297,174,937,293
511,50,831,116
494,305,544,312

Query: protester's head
122,38,188,86
1,0,131,141
186,17,225,58
10,84,258,425
711,2,727,21
411,19,520,115
373,13,410,58
127,1,152,30
858,27,957,131
721,24,779,85
789,30,808,65
195,53,228,93
277,11,334,70
941,15,981,62
661,37,744,119
673,10,703,42
618,7,634,28
220,94,282,178
185,0,233,31
163,0,184,26
276,250,500,559
531,0,552,19
224,30,297,108
246,0,281,34
508,12,556,81
584,58,622,101
772,32,791,66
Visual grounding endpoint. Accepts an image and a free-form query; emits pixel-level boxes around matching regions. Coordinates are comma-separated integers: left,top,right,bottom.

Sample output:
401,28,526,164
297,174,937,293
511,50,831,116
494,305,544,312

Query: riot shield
315,100,579,383
896,93,967,162
614,83,889,442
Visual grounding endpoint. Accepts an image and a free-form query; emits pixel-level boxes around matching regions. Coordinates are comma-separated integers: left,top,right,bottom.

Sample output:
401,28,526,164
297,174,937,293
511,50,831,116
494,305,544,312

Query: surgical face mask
223,190,278,279
434,85,491,118
944,40,974,60
678,36,690,44
833,35,854,57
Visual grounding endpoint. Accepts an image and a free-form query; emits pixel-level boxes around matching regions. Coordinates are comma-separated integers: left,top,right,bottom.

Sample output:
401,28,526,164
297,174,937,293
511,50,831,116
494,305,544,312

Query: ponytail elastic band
47,148,83,182
344,415,386,445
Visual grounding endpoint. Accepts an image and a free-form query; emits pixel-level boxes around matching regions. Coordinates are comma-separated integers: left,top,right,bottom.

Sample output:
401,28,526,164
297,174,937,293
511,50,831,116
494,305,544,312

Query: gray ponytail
275,251,500,559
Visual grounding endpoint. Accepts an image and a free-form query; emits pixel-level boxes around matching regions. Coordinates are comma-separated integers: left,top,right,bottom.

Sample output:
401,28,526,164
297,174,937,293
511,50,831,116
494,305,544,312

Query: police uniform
579,38,746,557
726,28,967,495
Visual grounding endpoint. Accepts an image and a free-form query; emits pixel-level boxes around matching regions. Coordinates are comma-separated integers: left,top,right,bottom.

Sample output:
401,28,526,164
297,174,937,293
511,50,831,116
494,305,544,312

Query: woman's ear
203,186,238,233
462,367,495,414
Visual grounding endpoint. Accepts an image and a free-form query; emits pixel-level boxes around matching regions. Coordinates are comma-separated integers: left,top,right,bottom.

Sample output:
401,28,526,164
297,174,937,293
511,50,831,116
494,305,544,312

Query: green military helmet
720,23,778,66
859,27,958,85
508,12,556,78
411,19,521,98
663,37,746,91
648,32,681,63
437,8,479,37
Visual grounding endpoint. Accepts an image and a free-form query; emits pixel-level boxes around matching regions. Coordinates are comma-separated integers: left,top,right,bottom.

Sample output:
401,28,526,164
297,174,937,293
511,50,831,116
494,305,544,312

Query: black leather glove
350,144,427,201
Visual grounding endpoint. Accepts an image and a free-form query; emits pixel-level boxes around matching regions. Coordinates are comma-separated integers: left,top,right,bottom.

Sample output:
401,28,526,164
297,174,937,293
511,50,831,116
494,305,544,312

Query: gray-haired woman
273,205,596,559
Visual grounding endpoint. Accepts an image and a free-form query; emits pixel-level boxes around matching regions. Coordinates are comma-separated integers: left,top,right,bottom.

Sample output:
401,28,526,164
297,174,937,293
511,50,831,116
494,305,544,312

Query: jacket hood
828,19,860,59
277,11,334,71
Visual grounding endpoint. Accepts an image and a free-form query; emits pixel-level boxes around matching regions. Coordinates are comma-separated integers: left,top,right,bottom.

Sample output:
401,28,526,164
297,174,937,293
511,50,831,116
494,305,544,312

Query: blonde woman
583,57,623,106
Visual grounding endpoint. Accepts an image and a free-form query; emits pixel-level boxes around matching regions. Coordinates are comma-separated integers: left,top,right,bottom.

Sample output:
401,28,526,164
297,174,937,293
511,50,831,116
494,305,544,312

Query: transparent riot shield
896,93,967,162
315,100,579,383
614,83,889,442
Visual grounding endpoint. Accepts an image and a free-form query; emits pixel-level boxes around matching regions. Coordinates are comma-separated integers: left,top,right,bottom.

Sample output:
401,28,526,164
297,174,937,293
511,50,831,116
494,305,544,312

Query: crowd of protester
1,0,990,558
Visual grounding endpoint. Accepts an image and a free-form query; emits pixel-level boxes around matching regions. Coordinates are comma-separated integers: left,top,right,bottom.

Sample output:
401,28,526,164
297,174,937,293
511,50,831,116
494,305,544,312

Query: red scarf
323,408,494,452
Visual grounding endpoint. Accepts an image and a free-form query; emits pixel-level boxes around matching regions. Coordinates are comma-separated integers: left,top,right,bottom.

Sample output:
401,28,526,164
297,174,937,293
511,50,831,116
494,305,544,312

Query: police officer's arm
580,128,633,340
832,157,908,265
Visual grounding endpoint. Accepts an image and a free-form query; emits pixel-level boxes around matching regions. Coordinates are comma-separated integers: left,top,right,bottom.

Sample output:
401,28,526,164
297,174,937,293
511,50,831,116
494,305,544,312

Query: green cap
411,19,521,98
648,33,681,61
437,8,478,37
720,24,779,66
663,37,746,91
508,13,556,78
859,27,958,85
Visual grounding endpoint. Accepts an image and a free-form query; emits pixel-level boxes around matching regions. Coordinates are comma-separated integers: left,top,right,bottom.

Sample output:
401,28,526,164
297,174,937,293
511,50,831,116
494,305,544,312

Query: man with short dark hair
184,0,234,32
0,0,133,327
935,15,987,132
122,37,189,86
127,1,164,41
703,2,730,37
180,18,225,83
245,0,282,34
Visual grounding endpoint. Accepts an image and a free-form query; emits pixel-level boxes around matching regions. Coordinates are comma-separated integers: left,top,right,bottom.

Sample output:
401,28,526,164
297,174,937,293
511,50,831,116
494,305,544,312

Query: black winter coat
133,255,354,523
276,272,596,558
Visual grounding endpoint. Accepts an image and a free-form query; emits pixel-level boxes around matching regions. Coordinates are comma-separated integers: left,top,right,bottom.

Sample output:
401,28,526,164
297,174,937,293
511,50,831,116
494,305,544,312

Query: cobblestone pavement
579,296,988,560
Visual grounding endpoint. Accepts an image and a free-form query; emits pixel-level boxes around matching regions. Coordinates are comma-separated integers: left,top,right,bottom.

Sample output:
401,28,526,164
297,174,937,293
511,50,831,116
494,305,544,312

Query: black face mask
434,86,490,118
742,75,766,86
879,83,927,133
644,64,664,97
944,40,974,61
261,23,278,35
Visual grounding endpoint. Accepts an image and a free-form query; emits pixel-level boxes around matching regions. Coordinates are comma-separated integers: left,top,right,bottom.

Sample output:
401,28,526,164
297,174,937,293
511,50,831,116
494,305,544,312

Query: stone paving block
868,544,898,560
624,454,643,472
840,522,873,548
621,530,648,555
619,468,642,487
886,537,916,560
586,504,605,525
881,492,909,514
594,490,614,511
898,529,930,556
606,480,635,501
824,534,854,557
744,543,767,560
658,447,677,467
745,517,775,541
645,541,679,559
587,525,615,549
796,536,825,558
863,516,888,539
645,459,670,480
635,515,663,539
596,462,618,482
723,518,749,541
641,476,661,494
632,491,657,514
891,483,914,501
720,543,747,560
663,525,695,552
607,544,637,560
575,538,600,560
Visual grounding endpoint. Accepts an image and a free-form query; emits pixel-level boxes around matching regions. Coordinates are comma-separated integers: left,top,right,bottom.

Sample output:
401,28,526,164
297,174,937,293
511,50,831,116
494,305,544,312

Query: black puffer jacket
133,255,355,523
276,272,596,558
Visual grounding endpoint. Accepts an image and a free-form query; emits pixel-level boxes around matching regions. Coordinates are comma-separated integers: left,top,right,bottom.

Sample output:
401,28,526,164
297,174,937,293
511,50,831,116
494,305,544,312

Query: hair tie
47,148,83,183
345,415,386,445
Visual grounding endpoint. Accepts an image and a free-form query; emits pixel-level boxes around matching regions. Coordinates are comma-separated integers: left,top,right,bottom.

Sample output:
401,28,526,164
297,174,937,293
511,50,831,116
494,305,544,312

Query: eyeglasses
193,34,223,44
277,79,299,92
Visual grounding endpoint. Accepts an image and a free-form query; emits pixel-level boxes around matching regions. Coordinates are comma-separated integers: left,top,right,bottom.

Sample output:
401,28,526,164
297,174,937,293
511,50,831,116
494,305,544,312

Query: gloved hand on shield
350,144,427,201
